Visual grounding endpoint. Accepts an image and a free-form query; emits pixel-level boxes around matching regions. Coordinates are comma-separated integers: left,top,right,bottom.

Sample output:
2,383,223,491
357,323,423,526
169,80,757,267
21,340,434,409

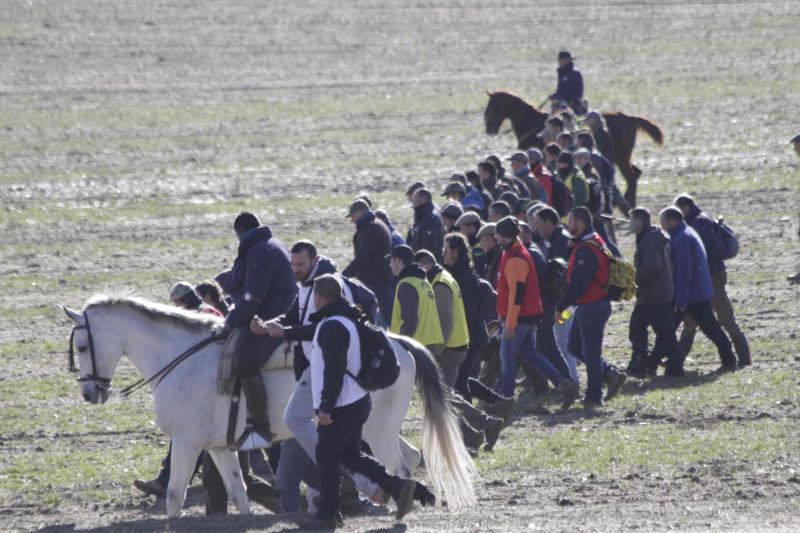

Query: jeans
568,300,612,404
316,396,393,519
536,317,573,381
628,301,682,373
674,299,736,366
495,319,567,397
679,271,749,364
554,314,580,384
276,438,320,512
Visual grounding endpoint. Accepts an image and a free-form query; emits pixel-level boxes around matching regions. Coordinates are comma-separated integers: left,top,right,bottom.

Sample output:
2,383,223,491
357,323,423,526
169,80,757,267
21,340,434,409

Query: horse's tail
632,115,665,146
390,334,478,508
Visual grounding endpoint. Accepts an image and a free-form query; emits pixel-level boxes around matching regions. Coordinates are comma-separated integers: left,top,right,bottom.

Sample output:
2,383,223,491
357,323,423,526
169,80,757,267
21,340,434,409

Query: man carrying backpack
299,275,421,529
674,195,750,367
556,208,627,409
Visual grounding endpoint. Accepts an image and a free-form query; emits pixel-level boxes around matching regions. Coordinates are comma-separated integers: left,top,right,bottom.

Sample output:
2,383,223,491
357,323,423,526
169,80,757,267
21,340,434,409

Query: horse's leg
165,438,204,517
206,448,250,515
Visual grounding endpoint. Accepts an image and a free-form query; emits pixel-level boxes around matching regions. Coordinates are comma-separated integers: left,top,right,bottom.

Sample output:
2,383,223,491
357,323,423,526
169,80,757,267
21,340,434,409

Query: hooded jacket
342,211,393,293
667,221,714,309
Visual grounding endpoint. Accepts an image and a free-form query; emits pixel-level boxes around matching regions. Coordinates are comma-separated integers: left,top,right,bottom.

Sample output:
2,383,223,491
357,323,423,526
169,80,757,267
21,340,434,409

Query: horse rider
550,51,587,115
215,211,297,450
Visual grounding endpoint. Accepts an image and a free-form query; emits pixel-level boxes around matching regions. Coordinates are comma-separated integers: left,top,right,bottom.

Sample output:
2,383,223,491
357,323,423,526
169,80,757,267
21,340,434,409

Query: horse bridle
67,310,111,391
66,309,222,398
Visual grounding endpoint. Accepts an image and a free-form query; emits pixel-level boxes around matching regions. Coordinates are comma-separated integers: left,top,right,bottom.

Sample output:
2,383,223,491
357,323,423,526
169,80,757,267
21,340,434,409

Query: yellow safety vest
432,269,471,348
391,276,444,347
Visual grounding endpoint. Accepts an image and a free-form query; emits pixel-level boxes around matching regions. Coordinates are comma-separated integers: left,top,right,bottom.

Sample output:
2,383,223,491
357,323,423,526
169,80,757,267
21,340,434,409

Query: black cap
495,216,520,239
558,51,574,61
346,199,370,218
441,203,464,220
413,249,436,265
386,244,415,263
442,182,467,197
405,181,426,196
557,151,574,166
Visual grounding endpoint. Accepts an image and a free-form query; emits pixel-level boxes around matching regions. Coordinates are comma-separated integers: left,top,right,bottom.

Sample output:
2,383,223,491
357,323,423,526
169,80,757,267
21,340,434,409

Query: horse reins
67,310,223,398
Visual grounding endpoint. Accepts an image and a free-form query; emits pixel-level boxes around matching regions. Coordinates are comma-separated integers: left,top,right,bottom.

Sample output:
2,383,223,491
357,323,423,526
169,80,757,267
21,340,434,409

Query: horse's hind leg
207,448,251,515
165,438,204,517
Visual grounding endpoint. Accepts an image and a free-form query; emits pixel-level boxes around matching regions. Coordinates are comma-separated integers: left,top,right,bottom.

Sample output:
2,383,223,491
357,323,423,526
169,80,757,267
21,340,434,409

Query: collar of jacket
413,201,434,224
301,256,338,288
308,296,361,324
425,263,443,283
667,221,687,236
398,263,426,282
685,205,701,224
572,228,597,244
355,210,376,229
549,226,567,244
237,226,272,255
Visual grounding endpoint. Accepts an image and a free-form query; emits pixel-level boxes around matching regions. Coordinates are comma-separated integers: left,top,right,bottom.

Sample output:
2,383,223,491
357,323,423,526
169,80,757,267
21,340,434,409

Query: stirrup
233,427,272,451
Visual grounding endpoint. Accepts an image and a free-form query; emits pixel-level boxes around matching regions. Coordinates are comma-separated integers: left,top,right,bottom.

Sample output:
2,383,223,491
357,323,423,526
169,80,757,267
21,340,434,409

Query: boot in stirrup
237,375,273,451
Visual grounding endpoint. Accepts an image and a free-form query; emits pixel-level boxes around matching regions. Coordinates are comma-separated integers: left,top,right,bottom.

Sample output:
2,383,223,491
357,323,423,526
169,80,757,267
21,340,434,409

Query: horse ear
59,305,83,324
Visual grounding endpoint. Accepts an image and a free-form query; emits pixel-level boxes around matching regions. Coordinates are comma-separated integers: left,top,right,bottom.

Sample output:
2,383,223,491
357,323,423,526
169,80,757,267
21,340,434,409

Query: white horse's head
61,305,125,405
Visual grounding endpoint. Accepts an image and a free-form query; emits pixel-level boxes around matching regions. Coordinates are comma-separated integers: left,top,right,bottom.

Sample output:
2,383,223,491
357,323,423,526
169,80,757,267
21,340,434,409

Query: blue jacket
463,185,486,212
685,205,726,275
667,221,714,309
216,226,297,329
555,62,584,104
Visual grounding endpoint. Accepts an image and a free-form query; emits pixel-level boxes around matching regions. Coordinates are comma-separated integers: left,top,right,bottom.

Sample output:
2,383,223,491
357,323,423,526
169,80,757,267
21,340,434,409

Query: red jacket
496,240,543,328
567,233,611,304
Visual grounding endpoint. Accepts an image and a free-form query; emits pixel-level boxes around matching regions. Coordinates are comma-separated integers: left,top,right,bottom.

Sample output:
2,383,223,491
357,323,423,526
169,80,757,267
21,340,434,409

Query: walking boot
482,395,516,426
385,476,417,520
603,367,627,402
558,379,580,410
460,419,485,451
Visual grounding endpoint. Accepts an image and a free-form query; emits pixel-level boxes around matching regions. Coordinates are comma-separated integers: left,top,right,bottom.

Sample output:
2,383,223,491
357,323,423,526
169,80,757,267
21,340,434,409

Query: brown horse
483,89,664,207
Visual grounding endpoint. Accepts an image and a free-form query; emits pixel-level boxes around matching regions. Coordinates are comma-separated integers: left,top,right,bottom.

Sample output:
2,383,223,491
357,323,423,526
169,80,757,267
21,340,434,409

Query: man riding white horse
214,211,297,450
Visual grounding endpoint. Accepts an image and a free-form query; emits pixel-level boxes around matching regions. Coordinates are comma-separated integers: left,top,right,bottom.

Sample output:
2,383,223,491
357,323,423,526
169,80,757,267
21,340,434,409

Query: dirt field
1,0,799,531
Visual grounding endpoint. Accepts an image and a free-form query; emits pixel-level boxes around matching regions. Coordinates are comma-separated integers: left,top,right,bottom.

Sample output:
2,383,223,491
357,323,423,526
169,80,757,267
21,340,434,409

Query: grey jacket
634,225,674,304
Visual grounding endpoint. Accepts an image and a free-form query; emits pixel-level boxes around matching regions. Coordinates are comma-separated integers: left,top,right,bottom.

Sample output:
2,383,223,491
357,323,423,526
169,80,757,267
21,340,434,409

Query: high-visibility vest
431,269,470,348
390,276,444,347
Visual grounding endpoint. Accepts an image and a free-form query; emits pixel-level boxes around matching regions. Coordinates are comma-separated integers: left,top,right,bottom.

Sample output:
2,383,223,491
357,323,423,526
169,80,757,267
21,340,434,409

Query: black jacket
592,125,615,164
544,226,572,261
308,298,364,414
446,257,489,349
216,226,297,329
407,202,445,263
554,62,584,105
479,245,502,288
342,211,392,294
634,225,674,305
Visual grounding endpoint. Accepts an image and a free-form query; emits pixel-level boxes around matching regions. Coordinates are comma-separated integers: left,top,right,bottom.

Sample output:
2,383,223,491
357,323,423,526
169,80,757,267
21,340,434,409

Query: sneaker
483,416,505,451
133,478,166,498
604,369,627,402
558,380,580,410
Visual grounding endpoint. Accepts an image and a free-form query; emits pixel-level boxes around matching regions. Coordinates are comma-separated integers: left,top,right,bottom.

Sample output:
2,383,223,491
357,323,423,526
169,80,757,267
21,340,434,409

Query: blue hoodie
667,221,714,309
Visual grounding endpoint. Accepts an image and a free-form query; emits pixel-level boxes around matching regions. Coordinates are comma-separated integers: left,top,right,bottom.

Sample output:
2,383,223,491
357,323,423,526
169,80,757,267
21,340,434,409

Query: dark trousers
673,300,736,367
316,395,394,519
236,328,283,378
454,342,503,404
568,300,612,404
628,302,682,373
536,316,572,380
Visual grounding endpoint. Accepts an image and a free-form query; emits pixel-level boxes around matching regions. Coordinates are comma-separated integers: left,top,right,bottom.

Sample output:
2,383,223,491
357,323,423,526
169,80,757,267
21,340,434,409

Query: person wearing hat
557,152,589,211
508,151,546,203
576,131,629,218
550,51,586,115
440,203,464,233
442,181,467,204
407,188,446,264
465,170,492,217
527,148,554,205
170,281,224,317
455,211,485,275
387,245,444,352
476,222,501,286
404,181,425,202
342,199,394,324
492,216,579,406
444,176,486,213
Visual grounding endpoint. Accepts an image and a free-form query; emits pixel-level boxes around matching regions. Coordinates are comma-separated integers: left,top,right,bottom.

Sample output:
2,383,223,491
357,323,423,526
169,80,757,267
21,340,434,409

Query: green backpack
584,240,637,301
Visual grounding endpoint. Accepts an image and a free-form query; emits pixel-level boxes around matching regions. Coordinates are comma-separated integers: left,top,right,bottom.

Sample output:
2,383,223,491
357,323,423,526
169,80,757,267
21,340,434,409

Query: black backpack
549,176,574,217
340,276,379,323
714,217,739,259
585,178,604,215
478,278,497,321
544,258,570,301
347,316,400,391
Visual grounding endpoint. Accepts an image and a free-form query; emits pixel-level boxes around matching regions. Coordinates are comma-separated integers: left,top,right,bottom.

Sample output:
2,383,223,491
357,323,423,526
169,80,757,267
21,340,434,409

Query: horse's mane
83,291,222,331
487,88,538,110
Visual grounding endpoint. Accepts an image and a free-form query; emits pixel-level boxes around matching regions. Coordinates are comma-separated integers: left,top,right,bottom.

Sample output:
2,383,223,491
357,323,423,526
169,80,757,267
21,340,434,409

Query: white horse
61,294,477,517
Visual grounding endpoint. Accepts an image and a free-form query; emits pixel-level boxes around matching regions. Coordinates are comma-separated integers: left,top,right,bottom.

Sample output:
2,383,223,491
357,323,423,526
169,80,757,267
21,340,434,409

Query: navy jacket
591,152,615,185
446,256,489,349
555,62,584,104
342,211,393,293
407,202,445,263
543,226,572,261
685,205,726,275
634,225,674,304
527,243,555,316
216,226,297,329
667,221,714,309
592,125,615,164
